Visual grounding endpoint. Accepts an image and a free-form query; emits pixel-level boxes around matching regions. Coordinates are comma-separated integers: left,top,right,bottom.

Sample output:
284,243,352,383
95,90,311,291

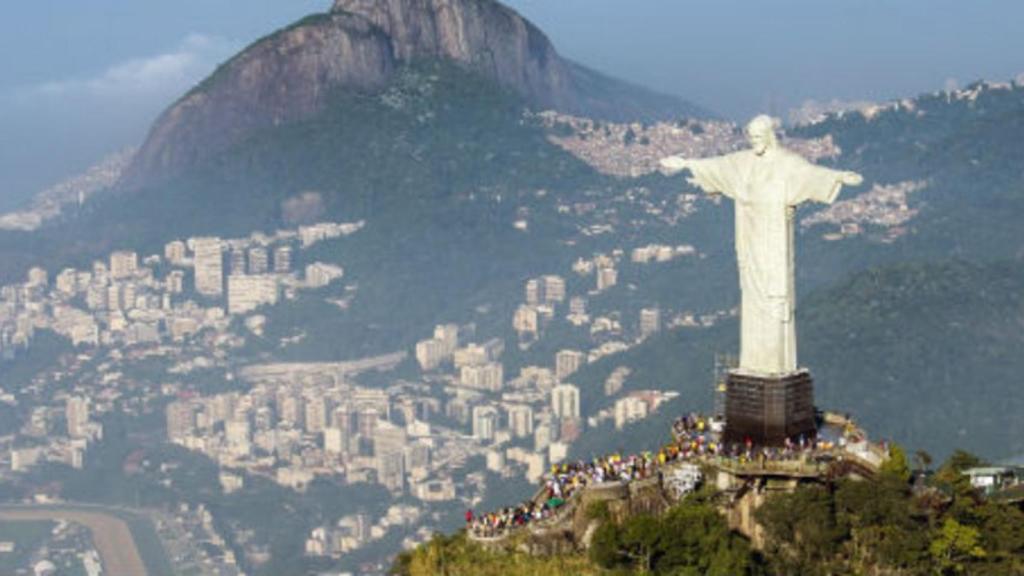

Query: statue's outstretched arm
840,171,864,187
659,155,691,176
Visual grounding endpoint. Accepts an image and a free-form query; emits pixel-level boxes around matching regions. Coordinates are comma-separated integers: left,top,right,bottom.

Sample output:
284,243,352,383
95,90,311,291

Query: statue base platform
723,369,816,446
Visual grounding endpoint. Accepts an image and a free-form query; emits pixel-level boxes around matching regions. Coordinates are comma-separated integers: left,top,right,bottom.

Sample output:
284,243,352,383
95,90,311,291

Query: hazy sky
1,0,1022,210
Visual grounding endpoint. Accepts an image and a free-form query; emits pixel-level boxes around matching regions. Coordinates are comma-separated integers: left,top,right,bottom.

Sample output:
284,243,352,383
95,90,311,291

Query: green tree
756,486,844,575
930,518,986,575
880,443,912,483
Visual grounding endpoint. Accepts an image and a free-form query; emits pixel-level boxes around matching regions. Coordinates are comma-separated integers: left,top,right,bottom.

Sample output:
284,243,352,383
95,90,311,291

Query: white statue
661,115,863,376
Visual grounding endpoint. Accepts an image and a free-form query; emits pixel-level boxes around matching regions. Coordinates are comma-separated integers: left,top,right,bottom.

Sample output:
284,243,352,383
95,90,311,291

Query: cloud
0,34,242,209
23,34,238,99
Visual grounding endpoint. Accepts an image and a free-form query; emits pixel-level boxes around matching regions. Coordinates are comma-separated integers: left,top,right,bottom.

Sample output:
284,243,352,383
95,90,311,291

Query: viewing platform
466,411,889,553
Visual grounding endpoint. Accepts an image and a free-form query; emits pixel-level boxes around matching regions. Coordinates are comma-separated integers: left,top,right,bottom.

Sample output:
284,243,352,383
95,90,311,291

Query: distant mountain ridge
121,0,708,188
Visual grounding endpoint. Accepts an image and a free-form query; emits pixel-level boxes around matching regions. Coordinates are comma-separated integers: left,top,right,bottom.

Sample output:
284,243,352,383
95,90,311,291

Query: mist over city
1,2,1023,575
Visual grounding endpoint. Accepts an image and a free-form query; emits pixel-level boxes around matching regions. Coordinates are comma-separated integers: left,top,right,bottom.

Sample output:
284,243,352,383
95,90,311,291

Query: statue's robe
686,148,850,375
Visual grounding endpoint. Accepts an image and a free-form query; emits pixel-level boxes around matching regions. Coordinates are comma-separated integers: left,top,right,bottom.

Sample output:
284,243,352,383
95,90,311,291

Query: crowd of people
468,415,721,538
466,413,858,538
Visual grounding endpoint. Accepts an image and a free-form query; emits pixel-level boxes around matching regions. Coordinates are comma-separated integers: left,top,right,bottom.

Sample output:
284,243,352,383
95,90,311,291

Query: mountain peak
121,0,706,189
332,0,572,111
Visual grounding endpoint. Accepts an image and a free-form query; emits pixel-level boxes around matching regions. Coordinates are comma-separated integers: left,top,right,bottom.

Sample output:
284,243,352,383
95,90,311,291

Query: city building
614,396,649,430
555,349,585,381
506,404,534,438
192,237,224,297
227,275,280,315
471,406,499,442
640,308,661,339
65,396,90,439
248,246,269,274
324,426,348,455
166,401,196,441
229,248,247,276
551,383,581,420
542,275,566,303
513,305,538,336
164,240,187,265
414,324,459,371
459,362,504,392
305,263,344,288
26,267,48,288
569,296,587,316
109,251,138,280
524,279,540,305
273,245,293,273
166,270,185,294
596,266,618,291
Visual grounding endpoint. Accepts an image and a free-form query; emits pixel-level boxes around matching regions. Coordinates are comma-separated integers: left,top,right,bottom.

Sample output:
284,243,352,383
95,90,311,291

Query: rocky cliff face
122,0,703,188
333,0,573,110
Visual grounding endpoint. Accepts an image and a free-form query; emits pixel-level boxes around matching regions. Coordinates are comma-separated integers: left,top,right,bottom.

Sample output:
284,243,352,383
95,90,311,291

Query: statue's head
745,115,779,156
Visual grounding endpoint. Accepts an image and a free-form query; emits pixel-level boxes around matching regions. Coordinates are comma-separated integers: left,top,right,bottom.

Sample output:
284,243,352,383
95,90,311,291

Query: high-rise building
524,279,540,305
165,270,185,294
551,384,581,420
226,419,251,452
542,275,566,303
555,350,585,381
614,396,649,430
165,240,187,265
640,308,661,339
357,407,380,438
92,261,109,285
434,324,459,354
373,421,407,457
122,283,137,311
109,251,138,280
274,394,300,428
304,396,329,435
596,266,618,291
27,267,48,288
506,404,534,438
460,362,504,392
248,246,269,274
85,284,106,311
333,404,354,433
453,344,488,369
305,263,344,288
192,237,224,297
414,324,459,370
471,406,499,442
55,269,77,296
166,401,196,441
569,296,587,316
106,284,122,311
324,426,348,455
273,245,293,273
227,275,280,314
229,248,247,276
513,305,538,336
66,396,90,439
415,339,446,371
376,451,406,493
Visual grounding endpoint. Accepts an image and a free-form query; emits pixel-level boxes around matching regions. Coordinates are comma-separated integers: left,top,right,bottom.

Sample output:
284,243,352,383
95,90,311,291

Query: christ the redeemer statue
661,115,863,377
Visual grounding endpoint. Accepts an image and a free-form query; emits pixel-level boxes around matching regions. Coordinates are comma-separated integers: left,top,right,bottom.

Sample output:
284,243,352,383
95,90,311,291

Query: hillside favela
1,1,1023,575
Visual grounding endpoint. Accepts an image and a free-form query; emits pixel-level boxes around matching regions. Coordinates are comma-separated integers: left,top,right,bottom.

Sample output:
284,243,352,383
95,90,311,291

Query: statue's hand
659,156,690,176
842,171,864,187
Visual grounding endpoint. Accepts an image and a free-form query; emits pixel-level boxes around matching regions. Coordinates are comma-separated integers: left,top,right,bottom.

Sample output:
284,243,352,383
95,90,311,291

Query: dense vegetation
397,449,1024,575
756,448,1024,576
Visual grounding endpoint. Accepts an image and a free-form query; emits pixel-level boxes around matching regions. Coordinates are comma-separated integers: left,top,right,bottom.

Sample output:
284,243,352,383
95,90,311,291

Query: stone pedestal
723,369,816,446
